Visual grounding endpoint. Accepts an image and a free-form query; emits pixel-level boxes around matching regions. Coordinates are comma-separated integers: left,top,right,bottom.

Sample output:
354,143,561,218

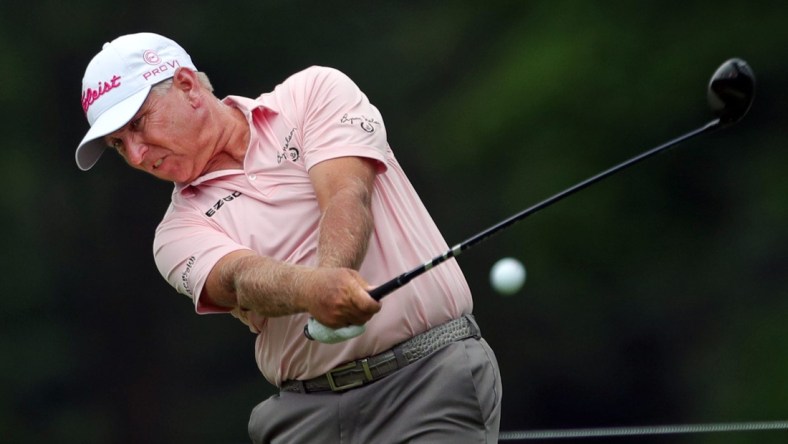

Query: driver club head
708,58,756,126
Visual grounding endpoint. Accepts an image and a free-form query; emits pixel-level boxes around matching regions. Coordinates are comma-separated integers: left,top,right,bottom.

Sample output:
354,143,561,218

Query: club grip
304,318,366,344
367,278,403,301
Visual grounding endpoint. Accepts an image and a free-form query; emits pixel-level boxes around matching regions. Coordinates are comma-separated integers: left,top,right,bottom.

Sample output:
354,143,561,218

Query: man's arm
310,156,377,269
200,156,381,328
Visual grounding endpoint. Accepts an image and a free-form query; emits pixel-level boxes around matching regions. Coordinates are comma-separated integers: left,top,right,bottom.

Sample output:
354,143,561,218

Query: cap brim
75,86,151,171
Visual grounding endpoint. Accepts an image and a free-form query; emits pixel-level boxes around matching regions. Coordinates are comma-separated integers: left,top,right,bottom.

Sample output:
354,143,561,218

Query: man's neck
203,103,251,173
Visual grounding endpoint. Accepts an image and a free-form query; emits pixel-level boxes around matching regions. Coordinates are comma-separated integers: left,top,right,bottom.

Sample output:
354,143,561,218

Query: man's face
103,82,207,183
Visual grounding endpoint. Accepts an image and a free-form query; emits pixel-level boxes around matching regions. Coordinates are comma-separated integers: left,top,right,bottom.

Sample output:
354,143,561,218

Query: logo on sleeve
340,113,380,133
180,256,195,296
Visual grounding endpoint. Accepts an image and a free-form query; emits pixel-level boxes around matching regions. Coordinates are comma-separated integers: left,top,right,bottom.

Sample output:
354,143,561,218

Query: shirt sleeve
286,66,390,173
153,201,252,314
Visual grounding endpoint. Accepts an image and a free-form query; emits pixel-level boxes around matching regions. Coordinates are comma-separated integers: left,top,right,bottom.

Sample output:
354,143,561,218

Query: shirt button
248,174,257,181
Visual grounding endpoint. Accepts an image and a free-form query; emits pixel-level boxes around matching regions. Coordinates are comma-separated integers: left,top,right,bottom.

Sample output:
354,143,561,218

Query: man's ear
172,68,201,107
172,68,197,90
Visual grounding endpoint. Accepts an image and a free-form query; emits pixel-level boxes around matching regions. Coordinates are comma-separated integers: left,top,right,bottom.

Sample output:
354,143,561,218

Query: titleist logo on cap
82,75,122,114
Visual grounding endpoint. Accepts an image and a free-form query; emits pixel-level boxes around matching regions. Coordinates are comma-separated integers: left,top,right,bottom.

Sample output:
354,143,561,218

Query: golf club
305,58,756,344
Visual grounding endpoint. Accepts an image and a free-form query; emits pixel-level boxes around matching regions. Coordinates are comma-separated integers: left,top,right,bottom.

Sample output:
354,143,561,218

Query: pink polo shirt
153,66,472,386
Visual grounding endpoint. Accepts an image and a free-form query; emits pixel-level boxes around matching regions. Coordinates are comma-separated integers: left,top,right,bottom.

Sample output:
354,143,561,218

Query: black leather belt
280,315,480,393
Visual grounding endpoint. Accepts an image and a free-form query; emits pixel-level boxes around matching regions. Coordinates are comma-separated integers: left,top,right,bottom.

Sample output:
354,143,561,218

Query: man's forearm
220,254,310,317
221,253,377,328
316,179,374,270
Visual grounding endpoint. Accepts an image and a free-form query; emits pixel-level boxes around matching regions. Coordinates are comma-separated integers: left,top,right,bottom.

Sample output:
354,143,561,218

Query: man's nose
125,138,149,166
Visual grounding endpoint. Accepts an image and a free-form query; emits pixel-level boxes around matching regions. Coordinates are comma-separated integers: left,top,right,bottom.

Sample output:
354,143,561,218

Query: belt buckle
326,358,373,391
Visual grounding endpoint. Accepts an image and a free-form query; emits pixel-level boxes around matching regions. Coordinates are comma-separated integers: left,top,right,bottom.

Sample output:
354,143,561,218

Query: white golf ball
490,257,526,295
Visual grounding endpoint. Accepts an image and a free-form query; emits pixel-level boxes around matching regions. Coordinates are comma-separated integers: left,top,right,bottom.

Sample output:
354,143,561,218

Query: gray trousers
248,336,502,443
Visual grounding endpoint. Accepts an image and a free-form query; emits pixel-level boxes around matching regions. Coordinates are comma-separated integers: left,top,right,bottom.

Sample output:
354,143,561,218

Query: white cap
76,32,197,170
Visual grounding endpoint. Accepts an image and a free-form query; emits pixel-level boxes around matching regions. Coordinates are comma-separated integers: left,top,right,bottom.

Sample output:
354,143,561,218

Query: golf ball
490,257,526,295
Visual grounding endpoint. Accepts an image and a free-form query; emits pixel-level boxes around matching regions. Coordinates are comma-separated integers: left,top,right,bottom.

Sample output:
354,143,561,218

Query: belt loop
393,346,408,369
464,314,481,338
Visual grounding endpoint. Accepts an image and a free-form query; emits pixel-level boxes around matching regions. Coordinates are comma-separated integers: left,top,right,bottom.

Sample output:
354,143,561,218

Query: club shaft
368,119,721,301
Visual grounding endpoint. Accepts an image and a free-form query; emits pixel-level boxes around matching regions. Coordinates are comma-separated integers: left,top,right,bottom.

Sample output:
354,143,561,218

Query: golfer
76,32,501,443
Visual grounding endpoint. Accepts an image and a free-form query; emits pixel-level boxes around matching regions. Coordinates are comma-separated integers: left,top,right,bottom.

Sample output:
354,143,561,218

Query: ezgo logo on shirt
205,191,242,217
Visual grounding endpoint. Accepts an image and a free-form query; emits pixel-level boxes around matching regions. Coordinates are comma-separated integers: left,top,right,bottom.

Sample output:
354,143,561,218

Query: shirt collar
222,95,279,120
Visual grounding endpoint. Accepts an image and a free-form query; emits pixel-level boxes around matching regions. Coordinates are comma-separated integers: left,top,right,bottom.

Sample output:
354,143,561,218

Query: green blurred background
2,1,787,443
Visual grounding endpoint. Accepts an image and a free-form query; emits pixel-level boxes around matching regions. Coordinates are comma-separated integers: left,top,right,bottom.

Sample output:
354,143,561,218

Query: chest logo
277,127,300,164
205,191,242,217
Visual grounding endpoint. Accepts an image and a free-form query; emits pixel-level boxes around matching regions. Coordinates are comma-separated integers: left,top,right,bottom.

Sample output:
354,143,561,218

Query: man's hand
302,267,381,328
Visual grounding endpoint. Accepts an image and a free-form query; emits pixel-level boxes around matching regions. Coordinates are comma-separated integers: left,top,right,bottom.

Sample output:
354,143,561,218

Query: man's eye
130,117,142,130
111,139,125,154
